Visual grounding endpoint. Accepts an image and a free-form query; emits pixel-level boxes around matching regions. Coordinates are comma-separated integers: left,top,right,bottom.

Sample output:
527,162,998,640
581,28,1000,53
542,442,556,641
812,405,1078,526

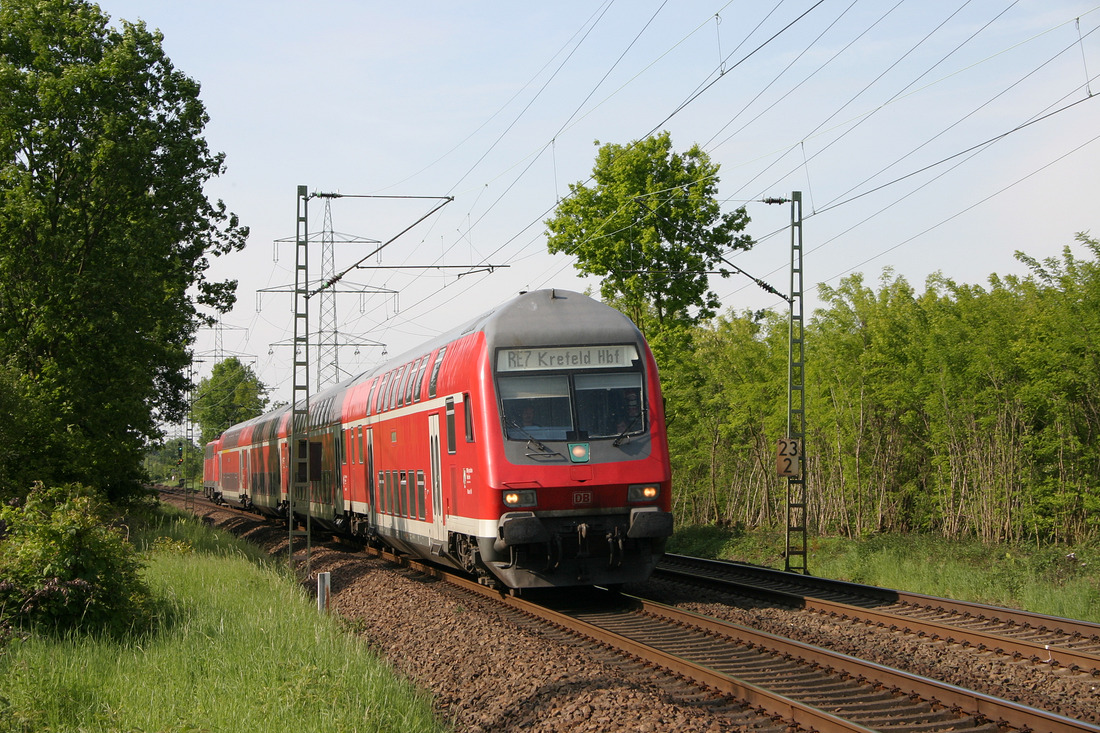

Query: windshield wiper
506,419,561,457
612,410,646,447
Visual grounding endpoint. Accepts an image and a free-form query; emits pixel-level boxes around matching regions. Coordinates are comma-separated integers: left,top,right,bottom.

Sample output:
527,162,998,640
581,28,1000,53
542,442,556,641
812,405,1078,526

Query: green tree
193,357,269,446
0,0,247,500
0,366,54,500
142,437,201,484
545,131,752,332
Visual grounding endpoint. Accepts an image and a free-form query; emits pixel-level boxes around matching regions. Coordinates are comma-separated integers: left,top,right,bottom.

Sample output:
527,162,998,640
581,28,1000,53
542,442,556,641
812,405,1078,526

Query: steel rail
376,548,1098,733
662,553,1100,642
631,594,1099,733
654,563,1100,673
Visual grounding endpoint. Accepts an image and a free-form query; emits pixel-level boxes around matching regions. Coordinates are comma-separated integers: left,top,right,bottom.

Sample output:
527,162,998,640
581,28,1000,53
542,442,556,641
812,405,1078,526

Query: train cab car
204,289,673,589
458,289,673,587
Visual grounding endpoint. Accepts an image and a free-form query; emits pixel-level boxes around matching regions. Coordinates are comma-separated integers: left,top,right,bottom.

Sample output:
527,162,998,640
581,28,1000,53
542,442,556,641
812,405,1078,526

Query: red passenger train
203,289,673,588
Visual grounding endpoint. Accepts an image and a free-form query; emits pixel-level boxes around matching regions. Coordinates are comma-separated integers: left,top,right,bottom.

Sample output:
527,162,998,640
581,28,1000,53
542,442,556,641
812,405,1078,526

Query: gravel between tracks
162,495,778,733
162,494,1098,731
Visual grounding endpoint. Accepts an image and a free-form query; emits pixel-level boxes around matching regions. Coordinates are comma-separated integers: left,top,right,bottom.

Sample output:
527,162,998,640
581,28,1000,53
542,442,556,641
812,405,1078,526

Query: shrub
0,483,154,636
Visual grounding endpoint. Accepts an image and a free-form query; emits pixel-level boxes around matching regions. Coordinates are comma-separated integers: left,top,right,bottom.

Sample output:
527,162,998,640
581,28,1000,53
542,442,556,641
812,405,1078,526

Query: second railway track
654,554,1100,674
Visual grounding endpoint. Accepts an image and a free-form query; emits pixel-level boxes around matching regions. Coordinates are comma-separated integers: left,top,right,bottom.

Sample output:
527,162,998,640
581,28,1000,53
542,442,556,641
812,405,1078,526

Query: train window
416,470,426,520
404,352,420,400
445,398,457,454
365,377,377,416
388,365,406,411
358,426,364,464
499,375,573,441
464,392,474,443
398,362,415,407
377,471,385,513
412,356,428,402
400,359,414,405
574,372,645,438
399,471,408,517
340,429,347,465
429,346,446,398
373,373,389,414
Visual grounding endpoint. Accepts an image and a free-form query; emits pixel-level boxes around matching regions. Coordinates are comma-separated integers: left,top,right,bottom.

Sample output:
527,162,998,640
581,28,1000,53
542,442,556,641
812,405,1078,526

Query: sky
94,0,1100,407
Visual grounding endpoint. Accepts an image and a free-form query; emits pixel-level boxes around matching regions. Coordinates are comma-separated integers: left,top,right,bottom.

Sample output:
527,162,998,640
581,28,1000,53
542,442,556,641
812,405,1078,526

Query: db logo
573,491,593,506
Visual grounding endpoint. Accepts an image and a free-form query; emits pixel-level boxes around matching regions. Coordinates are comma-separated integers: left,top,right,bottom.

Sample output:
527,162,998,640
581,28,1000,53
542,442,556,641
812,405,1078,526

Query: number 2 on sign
776,438,801,478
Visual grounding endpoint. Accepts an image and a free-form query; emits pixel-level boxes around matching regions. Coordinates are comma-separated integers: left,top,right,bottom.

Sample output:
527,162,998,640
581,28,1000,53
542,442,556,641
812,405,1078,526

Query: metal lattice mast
214,316,224,361
289,185,312,575
317,196,339,389
785,191,808,574
184,361,196,512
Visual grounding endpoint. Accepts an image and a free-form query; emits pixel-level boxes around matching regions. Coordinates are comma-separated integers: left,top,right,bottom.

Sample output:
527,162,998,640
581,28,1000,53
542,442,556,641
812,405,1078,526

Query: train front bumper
486,507,673,588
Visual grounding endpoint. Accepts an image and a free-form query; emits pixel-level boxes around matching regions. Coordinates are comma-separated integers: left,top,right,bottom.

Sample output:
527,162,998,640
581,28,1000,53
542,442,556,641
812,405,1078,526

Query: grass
668,525,1100,623
0,506,447,733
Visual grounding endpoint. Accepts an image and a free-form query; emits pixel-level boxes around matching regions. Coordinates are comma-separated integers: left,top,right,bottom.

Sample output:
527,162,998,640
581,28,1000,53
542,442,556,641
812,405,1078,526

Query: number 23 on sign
776,438,801,478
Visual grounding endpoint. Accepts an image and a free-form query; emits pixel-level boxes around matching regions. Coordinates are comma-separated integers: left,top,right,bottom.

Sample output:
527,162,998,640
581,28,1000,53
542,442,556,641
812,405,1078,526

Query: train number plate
573,491,593,506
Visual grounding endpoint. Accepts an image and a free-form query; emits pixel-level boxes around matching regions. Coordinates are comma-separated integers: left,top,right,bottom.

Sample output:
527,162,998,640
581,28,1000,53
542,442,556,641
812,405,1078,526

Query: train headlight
628,484,660,502
503,489,537,508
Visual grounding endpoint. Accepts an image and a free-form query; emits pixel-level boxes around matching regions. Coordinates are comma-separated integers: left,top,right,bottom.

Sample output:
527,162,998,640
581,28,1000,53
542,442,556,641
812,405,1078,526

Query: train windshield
574,372,644,438
500,375,573,440
498,370,645,442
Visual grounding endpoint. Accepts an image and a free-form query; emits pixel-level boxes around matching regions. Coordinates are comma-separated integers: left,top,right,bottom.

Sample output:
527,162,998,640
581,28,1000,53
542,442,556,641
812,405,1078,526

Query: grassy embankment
668,525,1100,623
0,506,447,733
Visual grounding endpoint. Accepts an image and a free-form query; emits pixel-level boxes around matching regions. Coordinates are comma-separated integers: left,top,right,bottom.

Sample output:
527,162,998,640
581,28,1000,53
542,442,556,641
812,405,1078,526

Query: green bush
0,483,154,636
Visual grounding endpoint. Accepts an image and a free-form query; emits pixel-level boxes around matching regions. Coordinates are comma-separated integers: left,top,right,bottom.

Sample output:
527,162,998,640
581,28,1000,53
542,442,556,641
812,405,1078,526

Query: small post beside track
317,571,331,612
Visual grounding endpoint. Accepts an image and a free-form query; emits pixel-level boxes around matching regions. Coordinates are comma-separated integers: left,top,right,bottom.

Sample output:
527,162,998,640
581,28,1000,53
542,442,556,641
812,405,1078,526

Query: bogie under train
203,289,673,588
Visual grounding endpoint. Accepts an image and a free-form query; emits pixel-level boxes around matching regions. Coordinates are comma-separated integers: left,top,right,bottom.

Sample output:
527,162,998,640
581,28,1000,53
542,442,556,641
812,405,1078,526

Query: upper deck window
429,346,446,398
412,355,428,402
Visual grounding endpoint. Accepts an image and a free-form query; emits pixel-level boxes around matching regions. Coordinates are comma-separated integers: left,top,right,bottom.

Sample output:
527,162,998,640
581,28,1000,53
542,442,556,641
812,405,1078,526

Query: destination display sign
497,345,639,372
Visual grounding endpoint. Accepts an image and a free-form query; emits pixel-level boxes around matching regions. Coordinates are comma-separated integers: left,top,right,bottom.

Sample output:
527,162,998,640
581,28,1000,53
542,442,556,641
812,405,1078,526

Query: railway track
654,554,1100,675
162,490,1098,731
378,549,1098,733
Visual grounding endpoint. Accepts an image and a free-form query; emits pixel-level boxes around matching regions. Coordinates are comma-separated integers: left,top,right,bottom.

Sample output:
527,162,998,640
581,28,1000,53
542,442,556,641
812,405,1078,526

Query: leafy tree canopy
545,131,752,332
193,357,269,446
0,0,247,500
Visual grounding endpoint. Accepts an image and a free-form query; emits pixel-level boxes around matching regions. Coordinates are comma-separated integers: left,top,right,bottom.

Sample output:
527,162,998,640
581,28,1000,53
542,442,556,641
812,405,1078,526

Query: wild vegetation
662,234,1100,545
668,525,1100,623
0,506,444,733
548,131,1099,546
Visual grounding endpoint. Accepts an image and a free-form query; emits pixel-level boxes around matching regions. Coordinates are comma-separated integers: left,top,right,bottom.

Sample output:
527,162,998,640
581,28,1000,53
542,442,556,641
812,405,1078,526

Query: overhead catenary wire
382,4,1095,354
197,3,1100,401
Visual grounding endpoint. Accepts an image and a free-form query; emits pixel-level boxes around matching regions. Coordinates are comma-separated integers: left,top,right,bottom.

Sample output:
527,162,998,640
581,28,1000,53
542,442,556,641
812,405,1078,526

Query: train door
334,429,345,498
366,428,376,511
280,441,289,502
429,413,444,541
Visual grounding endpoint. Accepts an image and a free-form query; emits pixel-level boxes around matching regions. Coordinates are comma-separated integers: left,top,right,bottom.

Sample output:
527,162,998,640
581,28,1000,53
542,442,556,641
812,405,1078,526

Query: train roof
212,290,644,444
368,289,642,373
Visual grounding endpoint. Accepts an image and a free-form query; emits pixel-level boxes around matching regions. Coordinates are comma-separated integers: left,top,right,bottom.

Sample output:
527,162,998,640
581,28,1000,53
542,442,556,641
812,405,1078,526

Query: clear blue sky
97,1,1100,404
